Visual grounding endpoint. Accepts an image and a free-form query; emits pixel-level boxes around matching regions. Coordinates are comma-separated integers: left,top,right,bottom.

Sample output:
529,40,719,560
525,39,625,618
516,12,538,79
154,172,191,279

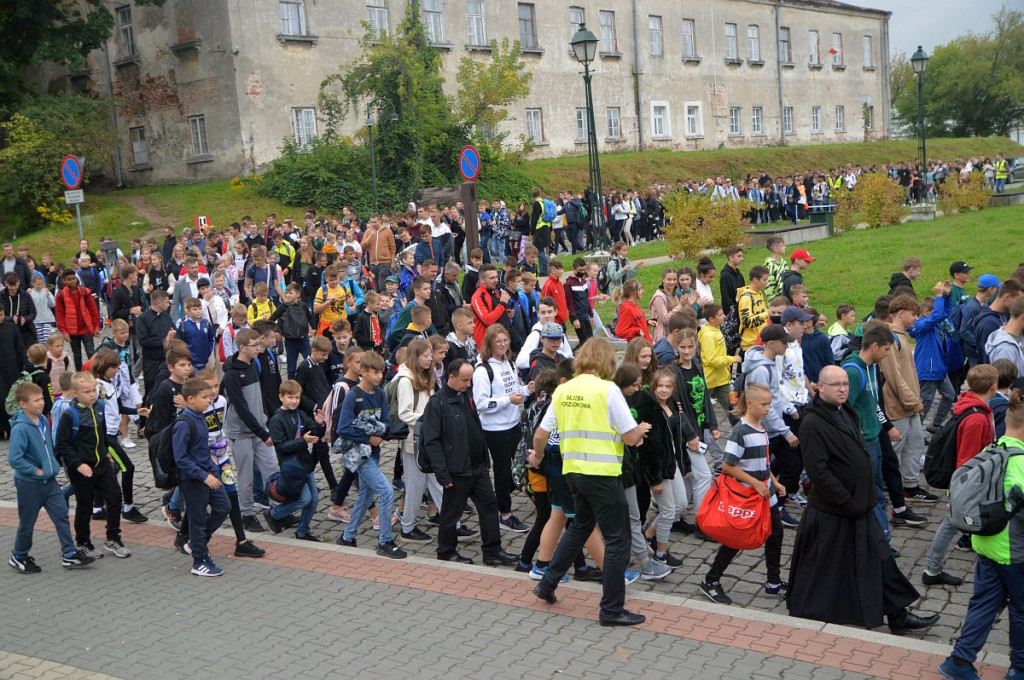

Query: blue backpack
540,199,557,223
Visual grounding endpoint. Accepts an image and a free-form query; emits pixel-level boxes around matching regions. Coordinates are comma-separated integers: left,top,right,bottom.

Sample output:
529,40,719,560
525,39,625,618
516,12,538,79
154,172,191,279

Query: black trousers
483,425,520,515
69,464,122,545
540,473,631,618
142,356,169,399
69,334,95,370
575,318,593,348
770,412,804,496
520,491,551,565
104,439,135,506
437,471,502,560
180,478,230,563
311,441,336,490
878,430,907,509
707,504,784,585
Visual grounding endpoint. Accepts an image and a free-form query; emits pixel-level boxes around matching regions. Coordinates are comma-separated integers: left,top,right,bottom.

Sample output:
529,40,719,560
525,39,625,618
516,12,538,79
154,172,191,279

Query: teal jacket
7,411,60,483
842,354,883,444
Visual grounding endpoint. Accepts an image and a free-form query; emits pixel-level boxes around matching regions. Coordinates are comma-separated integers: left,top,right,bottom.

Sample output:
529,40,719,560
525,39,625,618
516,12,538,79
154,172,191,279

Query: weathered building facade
44,0,891,184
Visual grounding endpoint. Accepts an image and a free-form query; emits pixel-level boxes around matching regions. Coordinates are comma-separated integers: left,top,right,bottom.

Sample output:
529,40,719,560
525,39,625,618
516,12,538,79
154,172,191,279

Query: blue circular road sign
459,145,480,182
61,155,83,190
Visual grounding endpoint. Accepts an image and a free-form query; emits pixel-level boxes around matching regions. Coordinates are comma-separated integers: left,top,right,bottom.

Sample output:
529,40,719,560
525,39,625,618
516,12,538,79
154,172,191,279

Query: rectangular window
606,108,621,138
729,107,741,135
752,106,763,134
280,1,306,36
783,106,793,134
117,6,135,57
423,0,444,44
651,102,670,137
649,16,663,56
292,108,317,148
525,108,543,142
747,25,760,61
686,104,702,136
779,26,791,63
188,115,208,156
129,126,147,165
865,105,874,130
575,108,588,140
569,6,584,36
862,35,873,68
467,1,486,46
835,105,845,131
811,106,822,132
599,11,616,53
367,0,388,38
682,19,696,59
725,23,738,60
518,3,537,49
832,33,843,65
808,30,819,64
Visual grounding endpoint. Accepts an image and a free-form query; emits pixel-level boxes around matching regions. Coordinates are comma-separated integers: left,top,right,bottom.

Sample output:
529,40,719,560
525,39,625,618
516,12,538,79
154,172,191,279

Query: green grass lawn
117,181,296,232
12,194,151,261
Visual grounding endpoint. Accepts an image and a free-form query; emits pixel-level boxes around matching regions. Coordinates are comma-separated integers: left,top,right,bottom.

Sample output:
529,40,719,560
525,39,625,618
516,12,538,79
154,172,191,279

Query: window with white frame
292,108,317,147
518,3,537,48
599,11,616,53
569,6,584,36
835,105,845,131
117,6,135,56
649,16,663,56
129,127,147,165
188,115,208,156
783,106,793,133
280,1,306,36
862,35,873,68
525,108,543,142
682,19,696,59
811,106,822,132
685,103,703,136
864,105,874,130
779,26,791,63
752,106,763,134
748,25,760,61
725,23,738,60
729,107,741,135
575,108,588,140
367,0,388,38
423,0,444,44
651,102,670,137
467,1,486,45
808,30,819,64
832,33,843,65
606,108,621,138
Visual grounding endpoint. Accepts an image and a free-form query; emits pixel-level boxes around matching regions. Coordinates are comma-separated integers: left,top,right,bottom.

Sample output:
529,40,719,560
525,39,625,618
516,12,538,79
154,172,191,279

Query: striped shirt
723,420,777,507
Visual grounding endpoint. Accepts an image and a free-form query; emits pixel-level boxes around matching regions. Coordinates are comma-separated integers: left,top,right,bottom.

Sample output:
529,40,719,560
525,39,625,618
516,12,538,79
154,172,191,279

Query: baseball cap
781,306,814,324
790,248,815,262
385,275,399,284
761,325,795,344
950,261,973,275
540,322,565,338
977,274,1001,289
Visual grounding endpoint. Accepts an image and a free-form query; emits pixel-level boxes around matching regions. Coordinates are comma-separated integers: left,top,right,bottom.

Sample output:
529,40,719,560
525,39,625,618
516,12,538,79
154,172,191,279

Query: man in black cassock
788,366,939,635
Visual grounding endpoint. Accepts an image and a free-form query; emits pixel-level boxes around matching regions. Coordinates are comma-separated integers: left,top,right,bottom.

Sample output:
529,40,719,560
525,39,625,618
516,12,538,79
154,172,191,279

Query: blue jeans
866,440,892,542
479,234,492,263
14,478,75,557
180,477,230,563
284,337,311,379
342,455,394,544
995,178,1007,194
952,555,1024,670
920,378,955,428
536,248,549,277
271,472,318,537
488,234,504,263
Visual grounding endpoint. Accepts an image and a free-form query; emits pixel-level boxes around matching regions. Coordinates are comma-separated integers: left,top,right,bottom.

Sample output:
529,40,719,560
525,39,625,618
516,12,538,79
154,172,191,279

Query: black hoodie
887,272,915,296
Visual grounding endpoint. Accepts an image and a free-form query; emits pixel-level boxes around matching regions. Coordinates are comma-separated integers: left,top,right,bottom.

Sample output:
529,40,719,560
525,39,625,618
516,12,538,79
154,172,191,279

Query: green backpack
5,369,43,415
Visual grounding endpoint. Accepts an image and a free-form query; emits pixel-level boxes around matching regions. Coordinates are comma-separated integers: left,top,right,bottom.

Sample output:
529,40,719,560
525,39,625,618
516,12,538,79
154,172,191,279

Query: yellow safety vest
553,373,624,476
995,159,1008,180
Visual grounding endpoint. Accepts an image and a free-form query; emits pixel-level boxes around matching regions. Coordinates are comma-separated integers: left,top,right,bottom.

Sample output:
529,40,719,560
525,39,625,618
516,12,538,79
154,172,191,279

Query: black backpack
923,406,986,490
148,416,196,490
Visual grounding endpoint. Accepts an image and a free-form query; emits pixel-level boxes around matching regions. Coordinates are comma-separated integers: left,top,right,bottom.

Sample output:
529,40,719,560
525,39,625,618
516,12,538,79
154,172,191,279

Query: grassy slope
117,181,296,233
12,194,151,261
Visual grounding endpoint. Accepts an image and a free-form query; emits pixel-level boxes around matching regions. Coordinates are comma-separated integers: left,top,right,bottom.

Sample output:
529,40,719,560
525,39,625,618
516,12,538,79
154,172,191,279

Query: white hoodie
394,363,432,427
473,357,531,431
514,322,574,370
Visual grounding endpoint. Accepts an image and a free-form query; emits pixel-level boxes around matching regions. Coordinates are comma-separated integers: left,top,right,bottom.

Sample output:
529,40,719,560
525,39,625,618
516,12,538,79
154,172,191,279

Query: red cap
790,248,815,262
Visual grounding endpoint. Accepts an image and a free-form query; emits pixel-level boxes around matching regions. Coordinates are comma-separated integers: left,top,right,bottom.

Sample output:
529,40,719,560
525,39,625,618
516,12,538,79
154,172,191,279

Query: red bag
696,473,772,551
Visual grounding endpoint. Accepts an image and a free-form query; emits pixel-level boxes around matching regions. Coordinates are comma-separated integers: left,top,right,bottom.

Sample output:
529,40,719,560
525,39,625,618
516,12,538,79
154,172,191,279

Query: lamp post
365,97,399,214
570,24,605,248
910,45,929,171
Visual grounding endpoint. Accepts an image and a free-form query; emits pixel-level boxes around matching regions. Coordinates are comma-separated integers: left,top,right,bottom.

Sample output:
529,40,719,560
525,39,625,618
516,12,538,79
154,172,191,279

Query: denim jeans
995,178,1007,194
14,478,76,557
181,478,230,563
952,555,1024,669
271,472,318,537
920,378,955,428
488,234,504,264
866,440,892,542
925,515,961,574
283,337,311,379
536,248,549,277
343,455,394,544
479,234,492,263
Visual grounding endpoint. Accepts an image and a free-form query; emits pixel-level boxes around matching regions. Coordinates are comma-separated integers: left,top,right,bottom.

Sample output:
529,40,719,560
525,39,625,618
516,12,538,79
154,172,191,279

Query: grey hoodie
742,345,793,438
985,330,1024,377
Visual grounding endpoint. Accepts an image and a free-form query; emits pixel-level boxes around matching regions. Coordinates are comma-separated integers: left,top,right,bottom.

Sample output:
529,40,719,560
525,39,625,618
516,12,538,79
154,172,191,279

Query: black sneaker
699,580,733,605
764,581,789,598
424,513,440,526
295,533,322,542
242,515,266,533
233,540,265,558
336,536,357,547
498,514,529,533
9,553,41,574
456,525,478,538
574,566,604,582
671,519,696,534
400,527,432,543
279,514,299,529
652,551,684,568
376,540,408,559
891,507,928,526
61,550,96,569
922,571,963,587
262,509,283,534
515,560,533,573
121,507,149,524
173,534,191,555
905,487,940,503
92,508,106,521
956,535,975,552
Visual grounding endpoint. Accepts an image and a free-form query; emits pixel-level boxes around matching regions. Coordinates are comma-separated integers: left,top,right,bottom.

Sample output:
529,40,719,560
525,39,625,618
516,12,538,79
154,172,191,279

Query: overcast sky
882,0,1007,56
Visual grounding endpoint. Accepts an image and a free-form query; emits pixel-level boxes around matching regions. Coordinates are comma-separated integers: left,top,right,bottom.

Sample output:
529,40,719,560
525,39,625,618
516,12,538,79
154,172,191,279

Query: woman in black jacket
670,329,719,520
2,272,37,349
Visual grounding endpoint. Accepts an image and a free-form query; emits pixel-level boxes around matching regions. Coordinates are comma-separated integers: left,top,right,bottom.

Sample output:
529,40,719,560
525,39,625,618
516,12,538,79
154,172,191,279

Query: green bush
938,172,992,214
662,192,752,260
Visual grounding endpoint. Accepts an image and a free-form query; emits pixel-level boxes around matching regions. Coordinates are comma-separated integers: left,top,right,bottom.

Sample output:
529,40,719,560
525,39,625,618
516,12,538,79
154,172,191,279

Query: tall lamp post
366,97,399,214
910,46,929,171
570,24,605,248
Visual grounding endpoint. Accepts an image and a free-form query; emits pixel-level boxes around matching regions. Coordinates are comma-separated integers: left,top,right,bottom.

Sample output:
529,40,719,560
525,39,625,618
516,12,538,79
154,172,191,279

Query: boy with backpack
269,282,313,379
910,286,956,434
265,380,323,541
991,359,1018,439
295,335,334,491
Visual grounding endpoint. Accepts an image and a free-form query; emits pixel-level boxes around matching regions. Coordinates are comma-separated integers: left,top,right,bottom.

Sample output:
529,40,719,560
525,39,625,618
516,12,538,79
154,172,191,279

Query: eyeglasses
820,381,849,388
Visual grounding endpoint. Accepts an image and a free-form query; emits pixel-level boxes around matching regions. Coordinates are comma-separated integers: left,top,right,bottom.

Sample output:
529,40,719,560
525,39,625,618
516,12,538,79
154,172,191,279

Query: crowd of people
3,179,1023,677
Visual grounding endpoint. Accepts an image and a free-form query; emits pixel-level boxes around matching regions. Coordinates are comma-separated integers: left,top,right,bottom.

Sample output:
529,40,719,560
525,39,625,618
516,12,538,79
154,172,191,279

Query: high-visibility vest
553,373,624,476
995,159,1009,180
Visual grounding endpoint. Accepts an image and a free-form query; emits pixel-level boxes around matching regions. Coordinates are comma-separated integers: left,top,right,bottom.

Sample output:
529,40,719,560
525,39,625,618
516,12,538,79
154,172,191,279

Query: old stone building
47,0,891,184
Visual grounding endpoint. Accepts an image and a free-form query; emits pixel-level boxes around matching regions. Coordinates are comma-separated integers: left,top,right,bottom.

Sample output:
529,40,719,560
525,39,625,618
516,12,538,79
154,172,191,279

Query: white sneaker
120,438,136,449
103,539,131,558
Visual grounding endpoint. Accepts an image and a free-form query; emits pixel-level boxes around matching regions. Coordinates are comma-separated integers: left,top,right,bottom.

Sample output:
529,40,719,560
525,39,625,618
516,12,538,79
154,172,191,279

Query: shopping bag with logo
695,473,772,551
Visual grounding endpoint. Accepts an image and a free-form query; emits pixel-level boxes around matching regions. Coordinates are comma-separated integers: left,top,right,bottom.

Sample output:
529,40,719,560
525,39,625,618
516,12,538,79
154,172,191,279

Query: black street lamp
910,45,929,171
570,23,606,248
366,97,399,214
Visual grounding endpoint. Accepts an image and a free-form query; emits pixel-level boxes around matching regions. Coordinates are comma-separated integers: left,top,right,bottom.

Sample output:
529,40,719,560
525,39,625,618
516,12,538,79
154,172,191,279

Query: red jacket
954,391,995,468
55,285,100,337
471,286,507,348
540,276,569,325
615,300,652,343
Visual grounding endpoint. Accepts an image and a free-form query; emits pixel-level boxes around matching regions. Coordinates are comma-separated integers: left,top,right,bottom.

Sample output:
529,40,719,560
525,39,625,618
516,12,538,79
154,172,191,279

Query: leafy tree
455,38,534,156
661,192,752,260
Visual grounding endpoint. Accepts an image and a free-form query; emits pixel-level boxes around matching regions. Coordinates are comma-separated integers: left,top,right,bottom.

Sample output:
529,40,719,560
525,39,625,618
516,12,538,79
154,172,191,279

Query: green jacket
973,435,1024,565
842,354,883,444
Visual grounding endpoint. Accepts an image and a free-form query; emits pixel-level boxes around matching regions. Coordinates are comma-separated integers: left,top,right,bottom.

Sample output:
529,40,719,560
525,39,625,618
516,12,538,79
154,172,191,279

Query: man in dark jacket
421,359,518,566
887,257,921,296
1,243,31,291
788,365,938,635
3,272,36,349
719,246,745,317
974,279,1023,363
781,249,814,302
135,290,175,397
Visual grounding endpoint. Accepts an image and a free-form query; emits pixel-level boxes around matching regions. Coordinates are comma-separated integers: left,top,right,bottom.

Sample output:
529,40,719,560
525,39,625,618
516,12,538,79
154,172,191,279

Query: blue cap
977,274,1000,289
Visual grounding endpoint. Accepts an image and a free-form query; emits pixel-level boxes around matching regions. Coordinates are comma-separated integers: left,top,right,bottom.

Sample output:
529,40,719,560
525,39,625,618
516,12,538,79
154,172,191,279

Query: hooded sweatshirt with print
742,345,793,439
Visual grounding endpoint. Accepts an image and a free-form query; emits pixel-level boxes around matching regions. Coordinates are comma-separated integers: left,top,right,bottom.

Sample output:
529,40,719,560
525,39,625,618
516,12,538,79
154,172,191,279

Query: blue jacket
172,408,216,483
338,385,390,456
908,295,951,380
654,337,678,366
177,317,217,368
8,411,60,484
801,328,835,383
414,240,443,267
974,306,1009,364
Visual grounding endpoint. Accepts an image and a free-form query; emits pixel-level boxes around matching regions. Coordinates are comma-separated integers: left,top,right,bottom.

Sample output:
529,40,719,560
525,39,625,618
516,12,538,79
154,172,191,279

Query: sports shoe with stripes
190,559,223,577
